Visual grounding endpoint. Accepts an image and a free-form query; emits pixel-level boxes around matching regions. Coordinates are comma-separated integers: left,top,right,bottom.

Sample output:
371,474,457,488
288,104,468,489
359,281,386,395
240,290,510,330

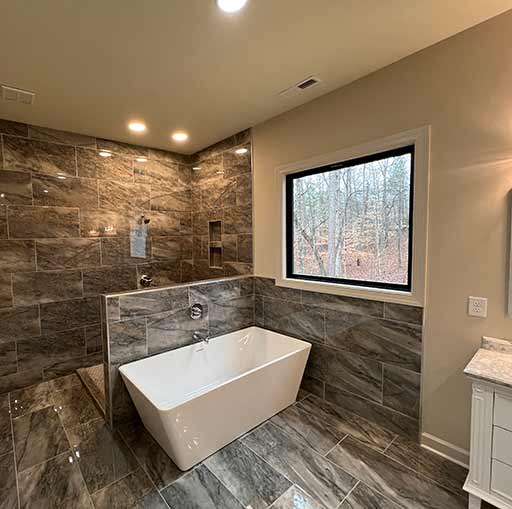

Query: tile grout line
382,434,399,454
336,480,360,508
8,393,21,509
322,434,348,459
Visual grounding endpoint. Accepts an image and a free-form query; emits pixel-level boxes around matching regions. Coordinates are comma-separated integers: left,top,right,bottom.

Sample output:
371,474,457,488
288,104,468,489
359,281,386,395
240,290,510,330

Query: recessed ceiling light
172,131,189,142
235,147,248,155
192,166,201,171
99,150,112,158
135,156,148,163
128,121,147,133
217,0,248,13
0,194,4,198
43,190,49,193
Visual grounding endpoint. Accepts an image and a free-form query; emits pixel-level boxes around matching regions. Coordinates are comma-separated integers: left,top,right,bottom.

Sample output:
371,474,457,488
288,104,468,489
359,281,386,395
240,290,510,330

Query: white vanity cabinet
465,380,512,509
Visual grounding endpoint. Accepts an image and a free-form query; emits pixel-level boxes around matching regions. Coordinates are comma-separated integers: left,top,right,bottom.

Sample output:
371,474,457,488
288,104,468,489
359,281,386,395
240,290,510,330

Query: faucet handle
190,303,203,320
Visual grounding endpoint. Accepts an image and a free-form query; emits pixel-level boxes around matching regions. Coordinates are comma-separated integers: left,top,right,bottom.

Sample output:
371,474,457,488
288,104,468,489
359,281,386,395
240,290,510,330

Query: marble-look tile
200,176,236,210
118,286,188,320
0,368,43,395
205,440,291,509
77,148,133,181
192,209,220,236
0,395,12,456
224,262,253,276
339,482,401,508
17,451,93,508
146,211,181,236
32,175,99,208
80,208,131,237
82,266,137,295
324,385,419,441
48,373,82,392
99,180,150,211
306,344,383,403
120,421,184,490
3,136,77,178
0,206,6,239
40,296,101,335
13,405,69,472
0,342,17,377
36,238,101,270
223,205,252,234
0,118,28,136
298,395,396,452
97,138,149,158
151,189,192,213
254,277,301,303
236,173,252,207
189,279,241,304
222,234,237,262
149,147,190,165
384,436,468,495
91,468,166,508
101,237,151,266
53,384,101,429
42,355,99,381
192,129,250,163
325,310,422,372
223,145,251,178
0,273,12,309
255,295,264,327
10,382,53,418
302,291,384,317
209,295,254,336
0,170,32,205
384,303,423,325
0,240,35,272
28,125,96,147
66,418,138,493
300,375,324,400
136,261,181,288
161,464,244,509
327,436,466,509
237,233,253,263
242,422,357,509
8,205,80,238
151,236,182,260
146,306,207,355
85,324,102,354
240,277,254,295
106,296,120,322
271,404,344,455
0,452,18,509
108,318,147,365
271,485,325,509
0,305,40,344
13,269,83,306
147,160,190,191
17,328,86,373
263,298,324,343
382,364,421,419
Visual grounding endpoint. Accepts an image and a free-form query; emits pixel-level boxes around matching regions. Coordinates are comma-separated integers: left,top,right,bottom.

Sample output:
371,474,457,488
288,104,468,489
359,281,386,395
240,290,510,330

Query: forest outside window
285,145,414,292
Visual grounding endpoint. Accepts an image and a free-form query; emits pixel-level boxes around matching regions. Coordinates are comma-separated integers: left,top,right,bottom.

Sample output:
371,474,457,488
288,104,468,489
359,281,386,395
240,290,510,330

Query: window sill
275,276,424,307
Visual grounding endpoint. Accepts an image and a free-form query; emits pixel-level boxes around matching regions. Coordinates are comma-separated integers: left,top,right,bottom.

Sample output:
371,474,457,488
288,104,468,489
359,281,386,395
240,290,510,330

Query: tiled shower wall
104,276,422,441
0,117,253,394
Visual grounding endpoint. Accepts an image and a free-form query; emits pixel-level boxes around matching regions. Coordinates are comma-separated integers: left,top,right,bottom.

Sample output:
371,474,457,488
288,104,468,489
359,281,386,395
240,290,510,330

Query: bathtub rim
119,326,311,413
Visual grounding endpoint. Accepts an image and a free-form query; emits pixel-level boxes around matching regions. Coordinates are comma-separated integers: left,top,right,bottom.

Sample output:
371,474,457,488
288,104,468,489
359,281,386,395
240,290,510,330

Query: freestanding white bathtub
119,326,311,470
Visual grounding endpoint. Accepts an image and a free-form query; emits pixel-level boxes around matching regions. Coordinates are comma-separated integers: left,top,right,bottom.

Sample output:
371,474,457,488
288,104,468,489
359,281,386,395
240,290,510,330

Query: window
285,145,414,291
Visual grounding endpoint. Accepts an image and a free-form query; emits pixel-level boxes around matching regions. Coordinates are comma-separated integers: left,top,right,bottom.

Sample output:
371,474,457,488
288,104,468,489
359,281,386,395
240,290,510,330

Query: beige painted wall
252,10,512,450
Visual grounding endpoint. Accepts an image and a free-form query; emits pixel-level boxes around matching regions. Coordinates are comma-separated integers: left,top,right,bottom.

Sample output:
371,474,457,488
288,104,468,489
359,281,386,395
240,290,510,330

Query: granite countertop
464,336,512,389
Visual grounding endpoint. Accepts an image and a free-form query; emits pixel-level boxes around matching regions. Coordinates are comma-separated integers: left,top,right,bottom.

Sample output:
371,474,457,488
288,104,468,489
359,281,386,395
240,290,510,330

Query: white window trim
274,126,430,307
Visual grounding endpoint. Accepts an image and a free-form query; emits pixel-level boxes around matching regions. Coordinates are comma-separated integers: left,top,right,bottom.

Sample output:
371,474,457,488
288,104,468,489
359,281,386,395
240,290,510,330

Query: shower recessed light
128,121,147,133
135,156,148,163
99,150,112,158
0,194,4,198
235,147,248,155
217,0,248,13
172,131,189,142
56,173,67,180
192,166,201,171
43,190,49,193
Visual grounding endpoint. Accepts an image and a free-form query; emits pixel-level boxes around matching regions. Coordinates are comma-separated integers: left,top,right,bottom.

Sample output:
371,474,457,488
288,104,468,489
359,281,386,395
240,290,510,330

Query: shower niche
208,220,223,268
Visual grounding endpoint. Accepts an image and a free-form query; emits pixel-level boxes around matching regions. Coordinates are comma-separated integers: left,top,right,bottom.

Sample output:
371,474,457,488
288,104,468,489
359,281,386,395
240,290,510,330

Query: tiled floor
0,375,488,508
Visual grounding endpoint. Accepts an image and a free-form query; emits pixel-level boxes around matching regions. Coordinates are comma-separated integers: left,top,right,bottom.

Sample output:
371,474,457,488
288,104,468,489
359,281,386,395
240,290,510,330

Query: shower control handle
190,303,203,320
139,274,153,288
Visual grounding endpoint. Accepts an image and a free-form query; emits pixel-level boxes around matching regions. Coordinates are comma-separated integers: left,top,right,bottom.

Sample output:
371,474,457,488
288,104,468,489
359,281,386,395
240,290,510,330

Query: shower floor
76,364,105,415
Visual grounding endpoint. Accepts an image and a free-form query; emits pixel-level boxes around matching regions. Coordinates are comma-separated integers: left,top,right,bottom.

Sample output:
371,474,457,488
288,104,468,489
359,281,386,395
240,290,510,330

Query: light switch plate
468,296,488,318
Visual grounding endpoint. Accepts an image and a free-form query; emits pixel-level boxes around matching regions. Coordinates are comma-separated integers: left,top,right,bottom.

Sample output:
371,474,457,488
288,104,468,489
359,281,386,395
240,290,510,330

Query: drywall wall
252,10,512,451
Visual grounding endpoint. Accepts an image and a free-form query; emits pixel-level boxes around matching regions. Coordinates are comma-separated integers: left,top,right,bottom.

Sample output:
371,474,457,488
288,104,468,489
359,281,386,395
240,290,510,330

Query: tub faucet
193,331,209,345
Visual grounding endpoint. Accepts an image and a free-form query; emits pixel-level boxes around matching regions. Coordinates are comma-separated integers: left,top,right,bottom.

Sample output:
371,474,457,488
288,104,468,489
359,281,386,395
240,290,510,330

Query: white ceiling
1,1,511,153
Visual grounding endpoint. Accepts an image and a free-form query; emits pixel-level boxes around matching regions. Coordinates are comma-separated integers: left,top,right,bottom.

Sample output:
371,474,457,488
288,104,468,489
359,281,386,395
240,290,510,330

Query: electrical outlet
468,296,488,318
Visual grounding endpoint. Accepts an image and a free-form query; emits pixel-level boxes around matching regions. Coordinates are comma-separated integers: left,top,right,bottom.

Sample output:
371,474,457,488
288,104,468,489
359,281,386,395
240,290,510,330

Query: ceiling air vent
278,76,322,98
1,85,35,105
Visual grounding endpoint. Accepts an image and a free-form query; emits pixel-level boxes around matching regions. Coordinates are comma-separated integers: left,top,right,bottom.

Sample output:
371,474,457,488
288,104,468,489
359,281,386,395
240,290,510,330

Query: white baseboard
421,432,470,468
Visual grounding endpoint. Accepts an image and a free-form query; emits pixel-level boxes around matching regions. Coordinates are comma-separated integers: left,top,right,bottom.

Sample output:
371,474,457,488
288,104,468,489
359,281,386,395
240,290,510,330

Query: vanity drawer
491,460,512,501
494,392,512,432
492,426,512,466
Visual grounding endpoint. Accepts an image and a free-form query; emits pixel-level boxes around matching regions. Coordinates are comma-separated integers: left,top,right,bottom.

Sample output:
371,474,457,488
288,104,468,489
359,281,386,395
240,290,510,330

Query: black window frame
285,144,415,292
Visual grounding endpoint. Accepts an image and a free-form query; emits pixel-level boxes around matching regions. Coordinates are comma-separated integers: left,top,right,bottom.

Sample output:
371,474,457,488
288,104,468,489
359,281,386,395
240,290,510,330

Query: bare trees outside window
286,146,414,291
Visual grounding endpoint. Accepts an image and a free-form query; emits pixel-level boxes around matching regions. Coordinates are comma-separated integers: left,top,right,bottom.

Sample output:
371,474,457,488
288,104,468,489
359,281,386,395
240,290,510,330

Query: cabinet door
468,382,494,490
